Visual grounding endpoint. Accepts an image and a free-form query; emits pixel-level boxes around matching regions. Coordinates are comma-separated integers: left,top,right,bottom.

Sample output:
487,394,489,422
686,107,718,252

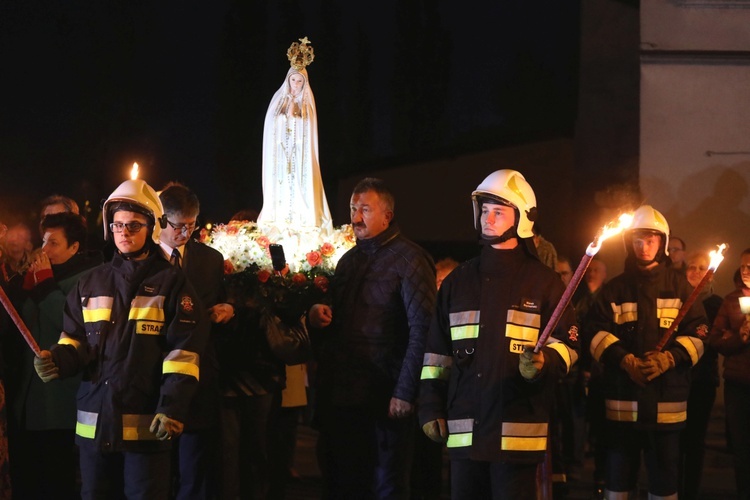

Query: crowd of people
0,168,749,500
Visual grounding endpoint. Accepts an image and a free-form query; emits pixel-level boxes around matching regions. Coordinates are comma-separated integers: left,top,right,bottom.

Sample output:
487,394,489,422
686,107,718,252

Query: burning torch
533,212,634,353
654,243,728,352
0,285,42,357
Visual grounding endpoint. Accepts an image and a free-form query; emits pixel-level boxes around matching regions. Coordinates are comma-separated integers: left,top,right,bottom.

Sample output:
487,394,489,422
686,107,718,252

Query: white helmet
471,169,537,238
102,179,166,244
624,205,670,256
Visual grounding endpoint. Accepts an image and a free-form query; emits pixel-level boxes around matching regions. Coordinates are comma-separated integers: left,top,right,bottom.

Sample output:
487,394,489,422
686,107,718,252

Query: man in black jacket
309,177,436,499
158,182,234,500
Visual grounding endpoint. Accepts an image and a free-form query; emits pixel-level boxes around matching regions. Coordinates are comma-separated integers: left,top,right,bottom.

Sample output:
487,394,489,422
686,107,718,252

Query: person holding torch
586,205,707,499
32,178,209,499
708,247,750,499
418,169,579,499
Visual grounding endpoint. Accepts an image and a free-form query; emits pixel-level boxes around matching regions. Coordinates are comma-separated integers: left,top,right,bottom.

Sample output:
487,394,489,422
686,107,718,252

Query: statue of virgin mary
257,37,333,232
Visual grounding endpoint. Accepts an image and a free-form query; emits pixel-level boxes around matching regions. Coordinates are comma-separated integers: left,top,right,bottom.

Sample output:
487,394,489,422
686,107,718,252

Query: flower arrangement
201,220,356,315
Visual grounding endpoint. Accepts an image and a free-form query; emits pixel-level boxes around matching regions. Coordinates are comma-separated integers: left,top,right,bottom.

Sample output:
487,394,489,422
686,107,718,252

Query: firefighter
33,178,209,499
418,169,579,499
585,205,707,499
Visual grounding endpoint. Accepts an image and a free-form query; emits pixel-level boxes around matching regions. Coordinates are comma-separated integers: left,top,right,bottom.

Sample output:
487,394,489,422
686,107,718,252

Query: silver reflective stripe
447,418,474,434
449,311,480,326
611,302,637,324
422,352,452,368
506,309,541,328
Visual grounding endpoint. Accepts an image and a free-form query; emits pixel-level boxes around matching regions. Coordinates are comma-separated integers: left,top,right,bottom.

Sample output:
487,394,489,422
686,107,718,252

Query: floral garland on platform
200,220,355,314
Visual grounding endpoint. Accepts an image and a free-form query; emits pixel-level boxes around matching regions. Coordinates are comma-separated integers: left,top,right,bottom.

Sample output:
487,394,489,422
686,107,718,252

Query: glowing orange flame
130,163,139,180
586,212,634,256
708,243,727,271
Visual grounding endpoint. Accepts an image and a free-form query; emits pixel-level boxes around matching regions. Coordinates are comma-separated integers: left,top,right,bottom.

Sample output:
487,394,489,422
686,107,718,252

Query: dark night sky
0,1,579,230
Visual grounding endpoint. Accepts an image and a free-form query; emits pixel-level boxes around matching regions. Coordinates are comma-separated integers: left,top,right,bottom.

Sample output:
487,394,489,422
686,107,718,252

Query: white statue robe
257,67,333,232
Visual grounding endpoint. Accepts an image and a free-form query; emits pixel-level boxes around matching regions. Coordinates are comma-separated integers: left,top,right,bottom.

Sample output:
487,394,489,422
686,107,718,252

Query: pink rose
198,228,209,243
257,236,270,249
226,225,238,235
223,259,235,275
257,270,271,283
291,273,307,285
306,251,323,267
320,242,335,257
314,275,329,293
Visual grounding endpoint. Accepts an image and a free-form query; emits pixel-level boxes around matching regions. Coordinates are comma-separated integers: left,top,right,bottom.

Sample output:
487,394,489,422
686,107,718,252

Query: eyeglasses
109,221,148,233
166,219,197,235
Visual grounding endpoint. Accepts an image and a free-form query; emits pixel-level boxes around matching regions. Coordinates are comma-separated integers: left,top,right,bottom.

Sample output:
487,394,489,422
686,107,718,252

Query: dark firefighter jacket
49,251,209,452
586,258,707,431
419,245,579,463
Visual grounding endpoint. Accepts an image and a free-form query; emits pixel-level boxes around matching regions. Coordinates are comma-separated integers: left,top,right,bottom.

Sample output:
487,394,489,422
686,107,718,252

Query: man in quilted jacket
309,177,436,499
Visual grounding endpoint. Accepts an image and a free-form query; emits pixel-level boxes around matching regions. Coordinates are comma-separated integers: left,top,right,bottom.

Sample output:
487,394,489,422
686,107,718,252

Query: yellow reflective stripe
421,366,449,380
451,325,479,340
76,410,98,439
505,323,539,342
58,335,80,349
605,399,637,422
506,310,541,328
546,341,576,374
447,433,472,448
590,331,618,362
501,436,547,451
449,310,480,326
611,302,637,324
128,295,166,322
656,298,682,319
163,349,200,380
675,336,703,365
657,402,687,423
122,414,158,441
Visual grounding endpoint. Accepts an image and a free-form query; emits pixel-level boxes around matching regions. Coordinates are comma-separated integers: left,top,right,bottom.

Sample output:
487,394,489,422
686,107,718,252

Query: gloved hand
149,413,184,441
519,347,544,380
34,350,59,383
422,418,448,444
620,353,648,387
641,350,675,381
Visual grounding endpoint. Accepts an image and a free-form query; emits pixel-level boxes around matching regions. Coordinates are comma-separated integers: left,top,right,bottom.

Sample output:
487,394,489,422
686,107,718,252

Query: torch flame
130,163,139,180
586,212,634,256
708,243,727,271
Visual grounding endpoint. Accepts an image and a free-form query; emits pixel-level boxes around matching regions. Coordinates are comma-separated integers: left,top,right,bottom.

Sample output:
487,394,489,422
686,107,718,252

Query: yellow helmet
102,179,166,244
471,169,537,239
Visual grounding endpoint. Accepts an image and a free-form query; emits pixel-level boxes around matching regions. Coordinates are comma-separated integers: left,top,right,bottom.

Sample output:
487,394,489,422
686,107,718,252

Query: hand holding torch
533,213,634,353
654,244,728,352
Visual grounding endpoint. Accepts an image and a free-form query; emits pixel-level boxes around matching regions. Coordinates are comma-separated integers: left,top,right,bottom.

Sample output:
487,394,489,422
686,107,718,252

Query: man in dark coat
309,177,436,499
158,182,234,500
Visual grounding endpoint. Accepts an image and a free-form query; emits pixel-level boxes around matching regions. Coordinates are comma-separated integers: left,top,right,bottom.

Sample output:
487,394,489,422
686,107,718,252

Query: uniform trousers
318,405,414,500
724,380,750,500
78,442,171,500
450,459,537,500
605,424,680,497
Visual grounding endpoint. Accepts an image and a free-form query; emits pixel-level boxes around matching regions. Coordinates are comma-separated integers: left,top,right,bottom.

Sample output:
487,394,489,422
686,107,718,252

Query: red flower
291,273,307,285
199,228,209,243
257,236,270,249
223,259,235,275
257,270,271,283
314,275,329,293
320,242,335,257
306,251,323,267
226,225,239,235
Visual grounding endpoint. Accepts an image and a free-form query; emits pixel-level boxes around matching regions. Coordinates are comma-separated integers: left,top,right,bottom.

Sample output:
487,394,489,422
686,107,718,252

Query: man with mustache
309,177,436,499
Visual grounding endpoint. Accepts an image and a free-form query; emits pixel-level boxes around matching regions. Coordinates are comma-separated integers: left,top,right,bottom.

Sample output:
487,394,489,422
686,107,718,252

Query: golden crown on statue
287,36,315,70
